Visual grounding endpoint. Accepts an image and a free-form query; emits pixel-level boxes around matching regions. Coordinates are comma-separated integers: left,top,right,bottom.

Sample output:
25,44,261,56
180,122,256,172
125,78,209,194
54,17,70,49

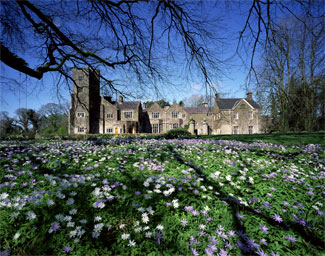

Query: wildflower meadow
0,138,324,255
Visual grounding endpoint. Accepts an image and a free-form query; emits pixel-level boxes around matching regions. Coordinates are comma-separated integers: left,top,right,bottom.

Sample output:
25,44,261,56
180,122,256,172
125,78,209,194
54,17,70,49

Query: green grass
200,132,325,146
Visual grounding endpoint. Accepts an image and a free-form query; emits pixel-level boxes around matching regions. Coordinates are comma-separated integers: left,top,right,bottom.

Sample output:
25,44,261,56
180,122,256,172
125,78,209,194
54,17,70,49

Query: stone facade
69,68,262,135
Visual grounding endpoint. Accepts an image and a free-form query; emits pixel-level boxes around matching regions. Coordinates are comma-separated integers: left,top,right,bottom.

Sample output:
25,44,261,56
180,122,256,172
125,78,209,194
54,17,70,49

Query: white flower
137,207,145,212
69,230,77,238
13,232,20,240
199,224,206,230
47,199,55,206
0,193,9,200
67,221,75,227
119,224,126,229
63,215,72,222
10,212,20,219
121,233,130,240
69,209,78,215
92,231,100,239
145,232,153,238
26,211,36,220
94,216,102,222
172,199,179,208
94,223,104,232
226,175,232,181
156,224,164,230
80,219,87,224
92,187,101,197
142,213,149,224
67,198,75,205
128,240,136,247
134,227,142,233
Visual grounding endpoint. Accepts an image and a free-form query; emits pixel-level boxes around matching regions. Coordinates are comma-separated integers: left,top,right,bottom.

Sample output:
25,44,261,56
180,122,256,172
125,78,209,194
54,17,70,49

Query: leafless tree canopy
1,0,222,97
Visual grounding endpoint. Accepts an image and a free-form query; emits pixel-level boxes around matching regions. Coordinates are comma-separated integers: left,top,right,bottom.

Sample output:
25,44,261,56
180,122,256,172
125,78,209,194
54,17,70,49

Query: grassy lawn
200,132,325,146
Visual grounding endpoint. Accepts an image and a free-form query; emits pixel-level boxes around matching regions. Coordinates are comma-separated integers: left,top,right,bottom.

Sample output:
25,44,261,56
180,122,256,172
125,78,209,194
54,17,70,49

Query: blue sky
0,1,259,117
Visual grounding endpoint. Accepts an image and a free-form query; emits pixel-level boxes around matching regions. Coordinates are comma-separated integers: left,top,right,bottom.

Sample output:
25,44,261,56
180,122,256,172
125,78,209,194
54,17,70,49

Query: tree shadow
168,144,324,253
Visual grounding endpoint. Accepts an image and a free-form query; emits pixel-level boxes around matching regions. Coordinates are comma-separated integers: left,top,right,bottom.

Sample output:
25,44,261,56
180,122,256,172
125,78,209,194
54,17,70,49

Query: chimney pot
203,103,208,108
119,96,123,102
215,93,219,101
246,92,252,100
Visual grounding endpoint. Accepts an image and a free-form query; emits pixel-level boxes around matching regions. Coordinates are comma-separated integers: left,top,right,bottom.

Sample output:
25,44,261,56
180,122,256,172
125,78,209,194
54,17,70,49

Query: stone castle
68,68,262,135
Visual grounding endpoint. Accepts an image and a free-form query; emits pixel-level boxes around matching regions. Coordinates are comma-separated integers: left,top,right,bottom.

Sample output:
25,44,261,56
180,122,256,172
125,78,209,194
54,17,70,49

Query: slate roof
217,98,260,109
115,101,139,110
184,107,213,114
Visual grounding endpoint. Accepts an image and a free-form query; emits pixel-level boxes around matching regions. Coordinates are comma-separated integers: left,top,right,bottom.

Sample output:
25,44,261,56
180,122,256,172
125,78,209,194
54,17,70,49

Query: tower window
77,112,85,118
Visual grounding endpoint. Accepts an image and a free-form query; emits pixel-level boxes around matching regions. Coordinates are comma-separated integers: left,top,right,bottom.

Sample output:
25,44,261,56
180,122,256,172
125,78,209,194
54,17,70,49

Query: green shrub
164,128,192,139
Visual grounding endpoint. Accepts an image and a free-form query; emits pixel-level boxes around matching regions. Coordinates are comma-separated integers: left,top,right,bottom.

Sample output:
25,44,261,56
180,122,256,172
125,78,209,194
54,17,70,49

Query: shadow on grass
168,144,324,254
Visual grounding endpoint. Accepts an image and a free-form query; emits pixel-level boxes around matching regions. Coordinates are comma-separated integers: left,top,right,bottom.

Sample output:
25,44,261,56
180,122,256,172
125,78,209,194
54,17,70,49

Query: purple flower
235,212,243,219
285,235,296,243
317,210,323,216
181,219,188,227
273,214,282,223
219,248,228,256
260,238,267,245
260,224,268,234
256,249,267,256
191,248,199,256
271,252,280,256
49,222,61,232
205,248,213,256
185,206,194,211
63,246,71,253
156,231,163,245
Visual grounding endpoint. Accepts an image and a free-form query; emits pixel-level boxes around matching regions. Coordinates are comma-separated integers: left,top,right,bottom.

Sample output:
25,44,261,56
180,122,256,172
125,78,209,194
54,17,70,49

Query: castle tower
68,68,100,134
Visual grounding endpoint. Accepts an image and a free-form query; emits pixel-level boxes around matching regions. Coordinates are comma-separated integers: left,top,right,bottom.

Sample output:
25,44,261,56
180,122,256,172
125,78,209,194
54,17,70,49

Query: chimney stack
215,93,219,101
246,92,252,101
119,96,123,102
203,103,208,108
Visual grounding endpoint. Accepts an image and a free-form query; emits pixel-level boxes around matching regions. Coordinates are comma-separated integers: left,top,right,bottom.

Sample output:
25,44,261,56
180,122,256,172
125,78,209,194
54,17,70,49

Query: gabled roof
184,107,213,114
115,101,139,110
217,98,259,109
